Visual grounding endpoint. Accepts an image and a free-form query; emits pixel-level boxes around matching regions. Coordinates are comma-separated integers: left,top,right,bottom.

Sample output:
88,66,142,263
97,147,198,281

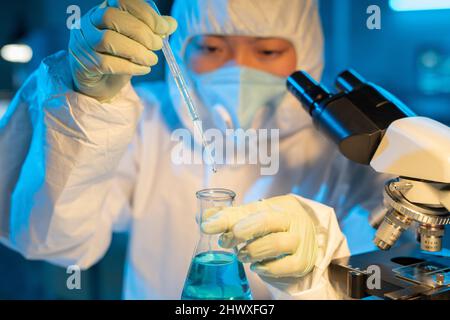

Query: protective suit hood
167,0,324,137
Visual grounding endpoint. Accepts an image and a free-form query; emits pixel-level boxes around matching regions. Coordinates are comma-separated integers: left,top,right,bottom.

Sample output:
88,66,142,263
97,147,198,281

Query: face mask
191,66,287,130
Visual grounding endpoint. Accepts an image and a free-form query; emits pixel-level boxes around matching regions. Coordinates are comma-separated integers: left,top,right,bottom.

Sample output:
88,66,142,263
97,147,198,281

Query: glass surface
181,188,252,300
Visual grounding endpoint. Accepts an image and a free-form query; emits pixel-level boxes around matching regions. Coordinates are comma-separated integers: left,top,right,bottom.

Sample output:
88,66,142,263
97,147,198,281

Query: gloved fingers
218,232,239,248
71,50,150,76
94,53,152,75
201,200,272,235
202,207,223,221
107,0,176,36
69,28,151,76
218,211,291,248
237,232,299,263
162,15,178,35
201,207,248,234
76,7,157,68
91,6,163,51
86,29,159,67
250,255,308,278
195,206,222,224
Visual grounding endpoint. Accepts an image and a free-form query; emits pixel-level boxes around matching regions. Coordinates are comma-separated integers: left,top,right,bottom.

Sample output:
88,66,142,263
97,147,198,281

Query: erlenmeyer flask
181,188,252,300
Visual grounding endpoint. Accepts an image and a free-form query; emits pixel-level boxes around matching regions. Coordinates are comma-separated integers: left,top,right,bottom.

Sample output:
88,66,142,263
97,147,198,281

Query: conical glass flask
181,188,252,300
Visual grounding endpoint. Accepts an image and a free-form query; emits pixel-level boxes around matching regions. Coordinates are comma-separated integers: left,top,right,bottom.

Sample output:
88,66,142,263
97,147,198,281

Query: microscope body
287,70,450,252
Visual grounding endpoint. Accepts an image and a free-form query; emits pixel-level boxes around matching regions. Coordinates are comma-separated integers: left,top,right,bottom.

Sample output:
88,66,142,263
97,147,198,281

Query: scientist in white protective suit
0,0,388,299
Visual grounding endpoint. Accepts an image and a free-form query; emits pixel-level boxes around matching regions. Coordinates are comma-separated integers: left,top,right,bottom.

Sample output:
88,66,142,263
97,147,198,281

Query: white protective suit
0,0,387,299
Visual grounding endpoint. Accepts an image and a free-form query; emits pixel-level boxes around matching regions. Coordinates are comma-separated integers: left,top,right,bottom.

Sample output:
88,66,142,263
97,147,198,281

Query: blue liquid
181,251,252,300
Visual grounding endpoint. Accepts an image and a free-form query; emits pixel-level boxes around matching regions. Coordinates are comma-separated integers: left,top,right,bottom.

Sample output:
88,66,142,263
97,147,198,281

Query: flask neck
195,188,236,255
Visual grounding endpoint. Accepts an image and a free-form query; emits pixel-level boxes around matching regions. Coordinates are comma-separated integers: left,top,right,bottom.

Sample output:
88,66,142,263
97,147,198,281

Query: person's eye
197,44,222,54
257,49,284,57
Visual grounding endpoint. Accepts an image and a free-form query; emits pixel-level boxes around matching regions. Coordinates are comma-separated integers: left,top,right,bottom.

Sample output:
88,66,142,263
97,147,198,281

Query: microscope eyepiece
287,71,332,115
286,69,448,254
336,69,366,92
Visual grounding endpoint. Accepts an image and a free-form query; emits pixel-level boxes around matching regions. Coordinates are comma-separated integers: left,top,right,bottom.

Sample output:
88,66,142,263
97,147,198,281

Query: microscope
287,70,450,299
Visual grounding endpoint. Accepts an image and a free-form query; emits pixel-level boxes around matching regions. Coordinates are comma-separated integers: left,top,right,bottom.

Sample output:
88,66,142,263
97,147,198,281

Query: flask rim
196,188,236,201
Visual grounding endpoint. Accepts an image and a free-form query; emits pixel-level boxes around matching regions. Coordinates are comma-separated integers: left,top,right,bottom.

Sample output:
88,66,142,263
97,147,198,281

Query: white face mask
191,66,287,130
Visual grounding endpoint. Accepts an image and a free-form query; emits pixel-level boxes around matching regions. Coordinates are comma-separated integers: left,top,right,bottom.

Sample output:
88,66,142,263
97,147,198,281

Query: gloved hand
201,195,318,279
69,0,177,101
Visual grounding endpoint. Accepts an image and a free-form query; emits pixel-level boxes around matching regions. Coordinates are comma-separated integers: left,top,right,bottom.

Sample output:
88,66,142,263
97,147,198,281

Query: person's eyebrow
203,35,226,39
191,35,226,46
253,37,284,42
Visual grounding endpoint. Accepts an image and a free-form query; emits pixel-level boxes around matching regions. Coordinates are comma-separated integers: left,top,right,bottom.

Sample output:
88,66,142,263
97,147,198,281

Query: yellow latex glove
69,0,177,101
202,195,318,278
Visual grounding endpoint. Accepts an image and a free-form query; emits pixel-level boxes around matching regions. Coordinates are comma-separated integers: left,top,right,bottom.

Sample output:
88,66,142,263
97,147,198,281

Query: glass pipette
149,1,217,173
